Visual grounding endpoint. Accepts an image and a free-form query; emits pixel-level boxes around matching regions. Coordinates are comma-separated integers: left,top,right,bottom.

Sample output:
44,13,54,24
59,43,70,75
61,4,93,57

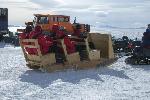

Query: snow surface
91,27,145,40
0,46,150,100
8,26,25,33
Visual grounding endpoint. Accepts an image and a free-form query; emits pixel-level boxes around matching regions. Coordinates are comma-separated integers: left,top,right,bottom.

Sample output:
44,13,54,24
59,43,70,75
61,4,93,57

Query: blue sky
0,0,150,28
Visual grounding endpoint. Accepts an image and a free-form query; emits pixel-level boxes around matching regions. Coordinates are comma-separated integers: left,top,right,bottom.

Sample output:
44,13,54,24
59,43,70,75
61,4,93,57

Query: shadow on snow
19,66,131,88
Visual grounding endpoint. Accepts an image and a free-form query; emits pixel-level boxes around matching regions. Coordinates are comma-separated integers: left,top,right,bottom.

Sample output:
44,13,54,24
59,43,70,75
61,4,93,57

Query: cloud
0,0,150,27
29,0,66,8
95,11,109,17
0,0,40,10
88,5,111,11
55,0,65,4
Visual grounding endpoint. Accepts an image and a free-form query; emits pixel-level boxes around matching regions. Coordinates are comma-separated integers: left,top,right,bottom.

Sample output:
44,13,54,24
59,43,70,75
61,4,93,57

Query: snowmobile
125,47,150,65
125,26,150,65
113,36,133,53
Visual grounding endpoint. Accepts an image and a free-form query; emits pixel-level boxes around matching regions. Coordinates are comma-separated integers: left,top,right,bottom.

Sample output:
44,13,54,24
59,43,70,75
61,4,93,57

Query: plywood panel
41,53,56,66
67,52,80,64
89,50,100,60
88,33,114,59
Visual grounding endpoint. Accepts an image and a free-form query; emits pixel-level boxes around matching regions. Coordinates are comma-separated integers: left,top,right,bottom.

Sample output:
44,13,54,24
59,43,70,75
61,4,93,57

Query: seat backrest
22,39,42,56
20,39,42,62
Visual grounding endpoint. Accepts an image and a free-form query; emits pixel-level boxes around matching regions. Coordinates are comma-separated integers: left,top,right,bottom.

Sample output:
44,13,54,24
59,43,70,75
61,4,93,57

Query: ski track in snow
0,47,150,100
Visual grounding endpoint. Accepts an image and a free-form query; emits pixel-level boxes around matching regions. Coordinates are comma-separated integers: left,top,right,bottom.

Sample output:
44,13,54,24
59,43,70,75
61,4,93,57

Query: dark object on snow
132,40,141,48
0,33,4,42
125,25,150,65
125,47,150,65
0,8,8,34
113,36,131,53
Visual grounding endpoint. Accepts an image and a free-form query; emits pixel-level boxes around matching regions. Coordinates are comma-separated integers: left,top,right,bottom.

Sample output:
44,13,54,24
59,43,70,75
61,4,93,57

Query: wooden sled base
26,58,117,72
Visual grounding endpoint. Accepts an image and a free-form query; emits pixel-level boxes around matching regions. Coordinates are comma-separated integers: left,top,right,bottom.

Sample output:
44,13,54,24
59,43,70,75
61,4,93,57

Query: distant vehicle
0,8,20,46
125,24,150,65
113,36,142,54
113,36,131,53
125,46,150,65
0,8,8,34
131,40,141,48
0,8,8,42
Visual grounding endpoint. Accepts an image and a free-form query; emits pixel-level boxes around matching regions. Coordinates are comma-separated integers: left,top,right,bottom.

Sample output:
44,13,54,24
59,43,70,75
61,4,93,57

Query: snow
91,27,145,40
0,47,150,100
8,26,25,33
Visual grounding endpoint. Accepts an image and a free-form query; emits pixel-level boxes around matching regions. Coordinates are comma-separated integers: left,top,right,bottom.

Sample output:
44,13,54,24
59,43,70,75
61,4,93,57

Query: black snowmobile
125,47,150,65
113,36,131,53
125,26,150,65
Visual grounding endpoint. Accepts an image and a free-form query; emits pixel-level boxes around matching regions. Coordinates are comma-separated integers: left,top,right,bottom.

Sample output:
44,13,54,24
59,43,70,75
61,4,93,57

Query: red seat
38,35,53,55
52,24,59,33
27,26,43,55
64,36,75,54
